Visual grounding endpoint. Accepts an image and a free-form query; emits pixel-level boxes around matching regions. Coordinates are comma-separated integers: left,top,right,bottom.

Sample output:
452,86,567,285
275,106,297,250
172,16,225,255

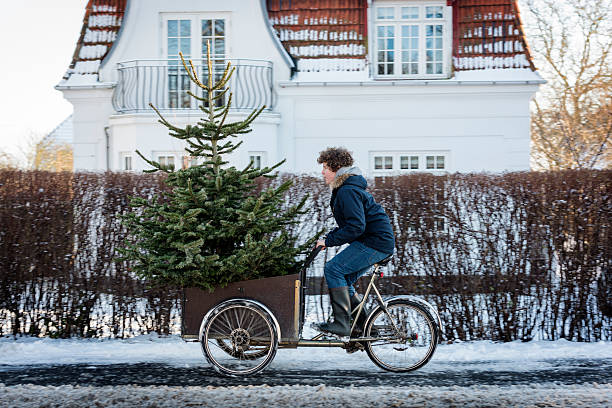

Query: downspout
104,126,110,171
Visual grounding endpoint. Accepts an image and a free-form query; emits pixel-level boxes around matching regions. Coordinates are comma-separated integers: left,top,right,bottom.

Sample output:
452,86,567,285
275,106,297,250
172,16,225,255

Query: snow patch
0,383,610,408
0,335,609,368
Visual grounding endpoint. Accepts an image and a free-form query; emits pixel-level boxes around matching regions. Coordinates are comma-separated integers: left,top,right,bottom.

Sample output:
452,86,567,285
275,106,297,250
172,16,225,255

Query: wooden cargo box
182,273,301,343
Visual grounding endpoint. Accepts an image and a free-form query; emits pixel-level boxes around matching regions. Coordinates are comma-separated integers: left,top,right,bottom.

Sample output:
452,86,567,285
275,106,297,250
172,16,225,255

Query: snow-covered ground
1,334,611,370
1,383,610,408
1,335,610,407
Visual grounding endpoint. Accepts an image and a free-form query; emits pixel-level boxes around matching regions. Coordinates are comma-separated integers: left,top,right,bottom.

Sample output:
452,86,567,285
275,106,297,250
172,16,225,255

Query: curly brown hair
317,147,354,172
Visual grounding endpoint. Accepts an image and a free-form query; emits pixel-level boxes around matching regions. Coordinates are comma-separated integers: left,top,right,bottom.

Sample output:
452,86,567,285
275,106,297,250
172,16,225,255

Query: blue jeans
324,241,391,297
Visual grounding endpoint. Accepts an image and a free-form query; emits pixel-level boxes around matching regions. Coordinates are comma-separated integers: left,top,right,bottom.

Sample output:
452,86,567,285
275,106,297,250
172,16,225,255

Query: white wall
277,82,538,174
109,111,281,172
61,87,114,171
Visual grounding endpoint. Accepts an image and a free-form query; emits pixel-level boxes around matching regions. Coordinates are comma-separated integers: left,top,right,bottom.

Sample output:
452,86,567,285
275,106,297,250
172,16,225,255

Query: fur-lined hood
330,166,363,190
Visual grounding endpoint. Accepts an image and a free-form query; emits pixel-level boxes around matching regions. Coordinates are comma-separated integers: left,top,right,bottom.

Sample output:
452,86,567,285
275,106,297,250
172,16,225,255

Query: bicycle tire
364,299,438,372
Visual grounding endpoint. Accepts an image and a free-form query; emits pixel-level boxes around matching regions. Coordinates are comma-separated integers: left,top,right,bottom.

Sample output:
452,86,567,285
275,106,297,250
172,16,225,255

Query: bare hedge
0,169,610,341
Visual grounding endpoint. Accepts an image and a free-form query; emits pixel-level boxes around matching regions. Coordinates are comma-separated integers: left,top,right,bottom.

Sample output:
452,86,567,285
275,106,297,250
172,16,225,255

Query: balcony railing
112,59,274,114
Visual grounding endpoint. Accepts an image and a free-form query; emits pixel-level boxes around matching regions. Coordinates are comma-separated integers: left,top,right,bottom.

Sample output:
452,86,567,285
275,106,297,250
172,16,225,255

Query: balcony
112,59,274,114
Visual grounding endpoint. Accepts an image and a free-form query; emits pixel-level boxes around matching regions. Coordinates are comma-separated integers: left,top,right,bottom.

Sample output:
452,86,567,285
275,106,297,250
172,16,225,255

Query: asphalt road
0,358,610,387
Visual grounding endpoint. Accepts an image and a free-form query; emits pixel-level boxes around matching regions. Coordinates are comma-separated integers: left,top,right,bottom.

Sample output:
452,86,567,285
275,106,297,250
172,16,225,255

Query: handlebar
299,245,323,279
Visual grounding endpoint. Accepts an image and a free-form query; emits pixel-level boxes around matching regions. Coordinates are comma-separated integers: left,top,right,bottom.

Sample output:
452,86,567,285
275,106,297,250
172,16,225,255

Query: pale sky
0,0,87,159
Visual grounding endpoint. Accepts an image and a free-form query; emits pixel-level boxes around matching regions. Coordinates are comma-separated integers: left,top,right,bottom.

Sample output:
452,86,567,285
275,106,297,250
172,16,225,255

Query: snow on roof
268,0,535,72
60,0,126,85
60,0,535,82
451,0,535,71
267,0,368,72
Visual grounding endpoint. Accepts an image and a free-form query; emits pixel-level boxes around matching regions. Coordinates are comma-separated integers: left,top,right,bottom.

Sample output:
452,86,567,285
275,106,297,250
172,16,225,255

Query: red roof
64,0,126,80
64,0,534,81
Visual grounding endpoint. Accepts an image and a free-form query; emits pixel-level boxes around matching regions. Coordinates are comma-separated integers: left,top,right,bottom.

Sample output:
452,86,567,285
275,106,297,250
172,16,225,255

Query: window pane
400,156,409,169
169,74,177,90
180,20,191,36
168,38,178,55
214,20,225,36
401,6,419,19
202,20,212,36
168,20,178,37
384,156,393,169
411,156,419,169
214,38,225,56
401,24,418,74
181,92,191,108
386,26,394,37
436,156,445,169
426,156,435,169
436,63,443,74
180,38,191,54
253,156,262,169
426,63,433,74
426,6,444,19
377,7,394,20
374,156,383,170
202,37,212,54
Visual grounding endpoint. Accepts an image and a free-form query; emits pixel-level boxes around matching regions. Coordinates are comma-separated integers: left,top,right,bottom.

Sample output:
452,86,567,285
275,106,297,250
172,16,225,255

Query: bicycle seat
375,254,393,267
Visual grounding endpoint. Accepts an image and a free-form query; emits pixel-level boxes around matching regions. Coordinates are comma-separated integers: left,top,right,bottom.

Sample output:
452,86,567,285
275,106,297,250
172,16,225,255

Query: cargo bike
182,246,441,376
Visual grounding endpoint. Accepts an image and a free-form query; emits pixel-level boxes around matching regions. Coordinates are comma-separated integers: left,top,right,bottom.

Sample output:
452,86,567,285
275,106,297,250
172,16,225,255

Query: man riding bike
315,147,395,337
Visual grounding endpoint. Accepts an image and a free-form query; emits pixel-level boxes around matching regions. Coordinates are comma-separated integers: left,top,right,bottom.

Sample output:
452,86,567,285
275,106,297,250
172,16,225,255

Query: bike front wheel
364,299,438,372
200,299,279,376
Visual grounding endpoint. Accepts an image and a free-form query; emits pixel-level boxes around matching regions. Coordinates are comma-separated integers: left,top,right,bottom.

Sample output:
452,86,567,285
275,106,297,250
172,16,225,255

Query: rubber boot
350,293,369,335
315,286,351,336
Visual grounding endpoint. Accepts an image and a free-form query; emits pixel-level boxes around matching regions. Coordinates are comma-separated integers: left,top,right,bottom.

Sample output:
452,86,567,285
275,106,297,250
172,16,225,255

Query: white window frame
153,151,182,170
181,155,199,169
370,151,451,174
248,151,266,169
371,1,452,79
119,152,133,171
161,13,230,108
161,13,231,60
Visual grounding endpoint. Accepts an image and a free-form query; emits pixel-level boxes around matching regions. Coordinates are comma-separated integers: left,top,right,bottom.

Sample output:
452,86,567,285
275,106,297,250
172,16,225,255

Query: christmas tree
119,44,319,290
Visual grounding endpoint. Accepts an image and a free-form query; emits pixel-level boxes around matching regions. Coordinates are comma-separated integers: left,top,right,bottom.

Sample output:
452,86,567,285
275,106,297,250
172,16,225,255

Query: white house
56,0,544,175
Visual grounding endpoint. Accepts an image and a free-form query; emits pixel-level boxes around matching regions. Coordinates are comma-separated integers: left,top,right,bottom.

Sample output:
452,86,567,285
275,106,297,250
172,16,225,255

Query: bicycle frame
296,257,403,346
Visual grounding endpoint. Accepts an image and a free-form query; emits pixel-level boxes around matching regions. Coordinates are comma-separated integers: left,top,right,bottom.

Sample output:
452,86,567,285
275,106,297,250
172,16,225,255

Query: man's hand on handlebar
316,240,326,249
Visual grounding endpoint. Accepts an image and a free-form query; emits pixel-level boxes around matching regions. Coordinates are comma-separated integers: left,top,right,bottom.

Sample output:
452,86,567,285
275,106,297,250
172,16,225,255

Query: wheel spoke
365,301,437,372
203,303,278,376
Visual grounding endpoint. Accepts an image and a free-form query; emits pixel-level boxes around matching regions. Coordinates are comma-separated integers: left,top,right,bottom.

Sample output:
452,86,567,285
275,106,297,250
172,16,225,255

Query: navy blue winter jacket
324,174,395,254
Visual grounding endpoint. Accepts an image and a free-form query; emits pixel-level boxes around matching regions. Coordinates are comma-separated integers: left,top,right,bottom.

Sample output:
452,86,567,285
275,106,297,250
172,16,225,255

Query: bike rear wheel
364,300,438,372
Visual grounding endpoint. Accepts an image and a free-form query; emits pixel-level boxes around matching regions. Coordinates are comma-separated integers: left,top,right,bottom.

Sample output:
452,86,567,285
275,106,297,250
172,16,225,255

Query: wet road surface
0,358,609,387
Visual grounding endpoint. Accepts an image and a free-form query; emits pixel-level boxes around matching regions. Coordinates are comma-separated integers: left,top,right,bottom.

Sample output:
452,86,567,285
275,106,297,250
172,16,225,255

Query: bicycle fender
364,295,442,336
198,298,282,343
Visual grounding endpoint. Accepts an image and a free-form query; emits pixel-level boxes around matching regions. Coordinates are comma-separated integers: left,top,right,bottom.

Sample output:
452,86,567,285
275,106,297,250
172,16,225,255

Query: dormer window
373,2,450,79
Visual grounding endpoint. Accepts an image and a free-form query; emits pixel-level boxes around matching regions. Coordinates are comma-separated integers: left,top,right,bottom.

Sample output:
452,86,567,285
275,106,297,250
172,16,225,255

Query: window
167,19,192,108
164,14,228,109
158,155,175,169
371,152,449,173
119,152,132,171
201,19,227,107
248,152,266,169
374,2,449,78
182,155,199,169
426,155,445,169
